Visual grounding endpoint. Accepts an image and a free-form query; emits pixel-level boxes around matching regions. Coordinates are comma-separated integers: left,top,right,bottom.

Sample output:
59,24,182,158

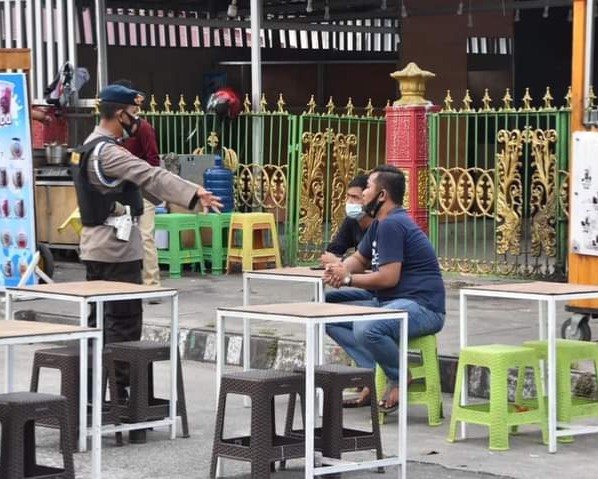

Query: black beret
99,84,145,106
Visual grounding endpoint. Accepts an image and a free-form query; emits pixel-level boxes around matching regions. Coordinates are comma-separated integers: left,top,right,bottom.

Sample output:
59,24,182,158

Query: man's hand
320,252,341,266
197,186,224,213
323,262,348,289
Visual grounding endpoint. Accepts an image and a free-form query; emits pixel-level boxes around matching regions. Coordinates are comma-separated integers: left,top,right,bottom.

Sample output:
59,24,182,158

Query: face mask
363,191,384,218
345,202,365,220
119,111,140,139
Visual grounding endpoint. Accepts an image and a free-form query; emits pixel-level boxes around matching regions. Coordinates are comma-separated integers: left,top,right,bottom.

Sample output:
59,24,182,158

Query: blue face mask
345,202,365,220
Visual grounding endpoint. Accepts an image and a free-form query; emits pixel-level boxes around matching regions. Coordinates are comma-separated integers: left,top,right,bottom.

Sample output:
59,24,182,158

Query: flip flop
378,400,399,414
343,395,371,408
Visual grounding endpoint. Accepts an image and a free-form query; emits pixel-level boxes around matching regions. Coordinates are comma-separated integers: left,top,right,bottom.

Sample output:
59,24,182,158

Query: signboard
0,73,36,287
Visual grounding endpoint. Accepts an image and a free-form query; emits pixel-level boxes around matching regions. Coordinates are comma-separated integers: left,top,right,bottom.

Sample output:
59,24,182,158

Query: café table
459,281,598,452
216,302,409,478
0,319,102,478
5,281,179,450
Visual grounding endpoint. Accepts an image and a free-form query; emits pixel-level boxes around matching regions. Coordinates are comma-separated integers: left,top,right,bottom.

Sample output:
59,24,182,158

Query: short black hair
348,174,368,190
99,101,128,120
112,78,134,89
372,165,405,206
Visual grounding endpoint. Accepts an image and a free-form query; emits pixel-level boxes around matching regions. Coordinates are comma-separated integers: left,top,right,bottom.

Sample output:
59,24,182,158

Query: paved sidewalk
5,261,598,478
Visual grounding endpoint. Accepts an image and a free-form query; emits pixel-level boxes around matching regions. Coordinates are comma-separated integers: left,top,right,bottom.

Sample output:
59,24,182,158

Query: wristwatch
343,273,352,287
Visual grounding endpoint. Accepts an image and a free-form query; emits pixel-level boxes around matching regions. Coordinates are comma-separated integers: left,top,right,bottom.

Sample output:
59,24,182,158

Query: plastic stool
154,213,205,278
447,344,547,451
196,212,232,275
105,341,190,438
0,392,75,479
282,365,383,471
210,370,305,478
375,334,443,426
520,339,598,426
30,346,123,447
226,212,282,272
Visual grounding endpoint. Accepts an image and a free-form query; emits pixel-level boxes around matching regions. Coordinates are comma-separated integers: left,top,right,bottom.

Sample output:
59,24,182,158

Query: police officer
71,84,222,430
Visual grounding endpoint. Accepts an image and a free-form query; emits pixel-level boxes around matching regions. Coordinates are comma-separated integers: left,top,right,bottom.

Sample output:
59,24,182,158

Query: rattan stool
30,346,123,447
0,392,75,479
105,341,190,437
210,369,305,478
282,364,383,470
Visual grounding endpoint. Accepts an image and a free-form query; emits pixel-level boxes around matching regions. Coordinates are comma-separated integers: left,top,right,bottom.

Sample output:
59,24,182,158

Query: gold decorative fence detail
298,129,358,262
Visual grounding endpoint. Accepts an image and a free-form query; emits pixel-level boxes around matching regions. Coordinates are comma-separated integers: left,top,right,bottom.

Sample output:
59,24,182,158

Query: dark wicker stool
30,346,123,447
210,369,306,478
105,341,190,437
0,392,75,479
283,364,383,471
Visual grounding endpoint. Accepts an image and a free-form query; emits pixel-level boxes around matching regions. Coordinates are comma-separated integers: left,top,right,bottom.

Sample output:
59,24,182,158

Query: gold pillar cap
390,62,436,106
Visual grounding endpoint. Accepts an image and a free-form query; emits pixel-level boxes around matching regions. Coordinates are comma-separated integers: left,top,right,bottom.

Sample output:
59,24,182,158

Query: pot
44,143,68,165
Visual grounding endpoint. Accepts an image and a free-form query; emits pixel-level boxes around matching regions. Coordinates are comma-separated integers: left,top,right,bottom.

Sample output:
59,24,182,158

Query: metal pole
95,0,109,90
250,0,263,166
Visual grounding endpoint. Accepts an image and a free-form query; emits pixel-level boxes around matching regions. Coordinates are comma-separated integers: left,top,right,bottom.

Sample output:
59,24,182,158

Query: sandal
343,387,371,408
378,383,399,414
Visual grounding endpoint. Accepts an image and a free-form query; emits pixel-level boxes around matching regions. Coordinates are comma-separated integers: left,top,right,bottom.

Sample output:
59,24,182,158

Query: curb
15,311,598,401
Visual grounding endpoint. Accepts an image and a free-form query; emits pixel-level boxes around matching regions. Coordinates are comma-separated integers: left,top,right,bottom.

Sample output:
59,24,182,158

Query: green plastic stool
520,339,598,432
375,334,443,426
154,213,205,279
196,212,232,275
447,344,547,451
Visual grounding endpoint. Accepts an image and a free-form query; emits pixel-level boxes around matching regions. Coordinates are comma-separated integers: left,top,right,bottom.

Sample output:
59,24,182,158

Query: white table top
0,319,98,339
8,280,177,298
218,302,405,318
244,267,326,279
462,281,598,296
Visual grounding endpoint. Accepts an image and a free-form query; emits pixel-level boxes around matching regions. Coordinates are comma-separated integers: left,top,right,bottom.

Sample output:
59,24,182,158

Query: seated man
324,165,446,412
320,175,373,266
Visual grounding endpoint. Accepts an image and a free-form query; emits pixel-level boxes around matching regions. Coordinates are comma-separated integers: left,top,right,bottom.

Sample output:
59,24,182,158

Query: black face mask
119,111,140,139
363,190,384,218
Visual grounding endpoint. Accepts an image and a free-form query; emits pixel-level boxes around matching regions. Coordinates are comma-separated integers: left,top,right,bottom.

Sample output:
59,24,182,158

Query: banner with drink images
0,73,36,287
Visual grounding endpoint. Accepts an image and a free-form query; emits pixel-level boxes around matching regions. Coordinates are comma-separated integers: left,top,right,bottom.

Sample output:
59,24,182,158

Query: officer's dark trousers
84,260,143,394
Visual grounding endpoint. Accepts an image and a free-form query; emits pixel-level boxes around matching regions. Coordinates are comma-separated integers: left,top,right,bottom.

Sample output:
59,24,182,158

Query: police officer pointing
71,84,222,410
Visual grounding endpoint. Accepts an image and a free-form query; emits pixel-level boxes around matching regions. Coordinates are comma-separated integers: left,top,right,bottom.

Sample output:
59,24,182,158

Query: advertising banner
0,73,36,287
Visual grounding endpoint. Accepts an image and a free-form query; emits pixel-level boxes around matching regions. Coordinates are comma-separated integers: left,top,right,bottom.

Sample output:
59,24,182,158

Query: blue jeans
325,289,445,383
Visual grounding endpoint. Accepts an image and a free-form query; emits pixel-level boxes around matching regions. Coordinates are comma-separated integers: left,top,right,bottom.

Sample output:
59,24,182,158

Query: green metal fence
140,95,387,266
428,89,570,279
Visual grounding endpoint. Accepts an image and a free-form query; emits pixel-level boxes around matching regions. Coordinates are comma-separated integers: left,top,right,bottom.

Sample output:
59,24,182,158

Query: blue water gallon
203,155,234,212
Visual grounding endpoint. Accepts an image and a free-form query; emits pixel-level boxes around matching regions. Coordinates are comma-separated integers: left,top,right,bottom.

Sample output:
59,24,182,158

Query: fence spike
260,93,269,113
149,94,157,113
164,94,172,113
520,88,534,112
193,95,202,113
365,98,374,117
306,94,317,114
589,86,597,108
501,88,514,111
345,97,355,116
326,96,336,115
461,90,473,112
277,93,287,113
94,96,100,115
542,86,554,110
243,94,252,113
480,89,493,112
386,99,391,108
178,94,186,113
564,86,572,109
442,90,454,112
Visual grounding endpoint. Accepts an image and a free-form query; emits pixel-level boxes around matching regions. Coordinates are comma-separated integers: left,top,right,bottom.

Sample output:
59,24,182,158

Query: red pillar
385,104,439,235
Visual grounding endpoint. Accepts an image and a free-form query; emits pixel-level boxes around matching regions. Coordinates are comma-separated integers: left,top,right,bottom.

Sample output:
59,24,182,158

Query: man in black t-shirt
320,175,372,265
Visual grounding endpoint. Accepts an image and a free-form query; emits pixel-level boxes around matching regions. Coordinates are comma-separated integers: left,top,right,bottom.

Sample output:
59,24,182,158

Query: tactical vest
70,136,144,227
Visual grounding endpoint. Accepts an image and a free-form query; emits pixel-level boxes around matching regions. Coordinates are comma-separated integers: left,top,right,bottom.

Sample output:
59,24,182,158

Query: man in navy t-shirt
324,165,446,412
